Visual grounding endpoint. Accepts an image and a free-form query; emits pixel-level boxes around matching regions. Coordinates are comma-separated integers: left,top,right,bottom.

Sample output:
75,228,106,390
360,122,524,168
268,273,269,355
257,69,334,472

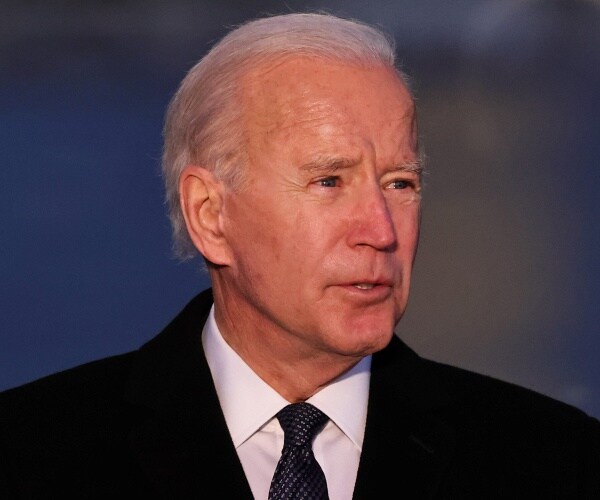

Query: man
1,12,598,499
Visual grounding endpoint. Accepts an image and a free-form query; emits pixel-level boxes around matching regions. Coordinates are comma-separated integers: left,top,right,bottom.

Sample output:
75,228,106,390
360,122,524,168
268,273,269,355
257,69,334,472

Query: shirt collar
202,305,370,450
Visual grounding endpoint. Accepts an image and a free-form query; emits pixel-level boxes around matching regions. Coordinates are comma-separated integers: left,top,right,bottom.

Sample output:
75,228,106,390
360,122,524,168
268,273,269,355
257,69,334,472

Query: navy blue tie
268,402,330,499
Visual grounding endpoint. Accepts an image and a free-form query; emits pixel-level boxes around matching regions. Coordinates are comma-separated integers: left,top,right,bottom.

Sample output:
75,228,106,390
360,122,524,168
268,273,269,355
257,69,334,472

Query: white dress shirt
202,305,371,500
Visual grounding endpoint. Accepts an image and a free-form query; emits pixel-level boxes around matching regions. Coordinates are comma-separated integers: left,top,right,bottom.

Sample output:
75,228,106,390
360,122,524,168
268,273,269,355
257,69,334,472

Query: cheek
394,203,420,234
227,196,298,273
406,219,420,248
392,207,421,266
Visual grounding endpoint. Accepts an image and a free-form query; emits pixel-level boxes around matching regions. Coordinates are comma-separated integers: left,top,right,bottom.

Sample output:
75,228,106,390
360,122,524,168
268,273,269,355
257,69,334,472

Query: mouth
336,281,394,304
353,283,376,290
348,278,394,290
330,279,395,306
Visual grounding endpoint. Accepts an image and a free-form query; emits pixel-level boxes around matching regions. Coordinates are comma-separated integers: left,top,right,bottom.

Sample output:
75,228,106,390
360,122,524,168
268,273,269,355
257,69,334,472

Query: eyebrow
299,155,359,174
299,155,424,177
392,159,424,177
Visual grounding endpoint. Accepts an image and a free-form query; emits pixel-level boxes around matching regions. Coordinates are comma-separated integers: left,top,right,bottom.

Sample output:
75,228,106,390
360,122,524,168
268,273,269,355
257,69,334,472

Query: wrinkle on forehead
243,57,410,115
245,91,415,146
239,57,419,164
244,86,343,138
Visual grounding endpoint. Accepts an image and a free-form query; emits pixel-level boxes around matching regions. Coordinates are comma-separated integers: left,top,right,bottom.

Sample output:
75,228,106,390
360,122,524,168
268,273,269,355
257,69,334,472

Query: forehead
239,57,417,154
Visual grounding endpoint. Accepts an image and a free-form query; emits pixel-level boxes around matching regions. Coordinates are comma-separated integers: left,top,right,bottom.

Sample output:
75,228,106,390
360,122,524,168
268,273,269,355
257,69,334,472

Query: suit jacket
1,288,599,498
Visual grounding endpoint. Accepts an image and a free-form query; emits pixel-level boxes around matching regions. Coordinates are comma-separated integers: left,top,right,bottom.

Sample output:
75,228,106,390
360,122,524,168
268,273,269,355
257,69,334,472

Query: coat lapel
123,289,254,498
353,336,457,499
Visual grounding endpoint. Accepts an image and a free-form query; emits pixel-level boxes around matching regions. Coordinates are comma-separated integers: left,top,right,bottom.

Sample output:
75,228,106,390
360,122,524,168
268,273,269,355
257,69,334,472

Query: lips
347,278,394,290
353,283,375,290
336,281,394,304
334,274,395,292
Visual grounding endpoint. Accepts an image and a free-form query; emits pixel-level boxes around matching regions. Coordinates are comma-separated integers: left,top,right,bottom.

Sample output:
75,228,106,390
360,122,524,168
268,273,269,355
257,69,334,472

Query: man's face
218,57,421,361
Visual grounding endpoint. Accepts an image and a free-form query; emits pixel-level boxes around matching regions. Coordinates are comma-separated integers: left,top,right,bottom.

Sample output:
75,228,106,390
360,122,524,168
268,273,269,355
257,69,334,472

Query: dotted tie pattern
268,402,330,500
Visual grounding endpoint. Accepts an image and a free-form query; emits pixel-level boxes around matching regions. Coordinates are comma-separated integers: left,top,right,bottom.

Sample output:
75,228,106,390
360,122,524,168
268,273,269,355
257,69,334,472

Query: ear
179,165,232,266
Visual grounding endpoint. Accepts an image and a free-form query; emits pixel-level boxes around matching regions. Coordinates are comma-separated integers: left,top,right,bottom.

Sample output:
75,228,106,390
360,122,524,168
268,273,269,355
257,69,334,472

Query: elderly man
1,12,598,499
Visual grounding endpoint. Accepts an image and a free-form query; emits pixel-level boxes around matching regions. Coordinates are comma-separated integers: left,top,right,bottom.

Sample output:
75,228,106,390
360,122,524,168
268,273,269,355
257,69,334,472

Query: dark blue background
1,1,598,417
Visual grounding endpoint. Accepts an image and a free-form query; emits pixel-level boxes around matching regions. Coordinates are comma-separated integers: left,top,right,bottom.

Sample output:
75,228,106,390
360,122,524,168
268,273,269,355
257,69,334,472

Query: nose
347,185,397,251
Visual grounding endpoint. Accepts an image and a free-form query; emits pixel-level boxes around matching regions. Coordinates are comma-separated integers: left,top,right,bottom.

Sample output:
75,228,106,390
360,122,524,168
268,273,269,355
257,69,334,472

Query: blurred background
1,0,598,417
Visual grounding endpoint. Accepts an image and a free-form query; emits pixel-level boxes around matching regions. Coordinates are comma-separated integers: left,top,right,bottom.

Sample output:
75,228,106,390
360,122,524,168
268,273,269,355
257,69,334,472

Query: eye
384,176,422,201
316,176,340,188
388,179,411,190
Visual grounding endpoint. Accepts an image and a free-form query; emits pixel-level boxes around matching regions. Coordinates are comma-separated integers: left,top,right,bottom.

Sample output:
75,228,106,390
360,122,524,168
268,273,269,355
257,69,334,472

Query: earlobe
179,166,232,266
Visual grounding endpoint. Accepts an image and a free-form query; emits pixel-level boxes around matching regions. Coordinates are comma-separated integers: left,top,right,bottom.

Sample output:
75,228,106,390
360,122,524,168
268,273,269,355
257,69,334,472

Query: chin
330,324,394,357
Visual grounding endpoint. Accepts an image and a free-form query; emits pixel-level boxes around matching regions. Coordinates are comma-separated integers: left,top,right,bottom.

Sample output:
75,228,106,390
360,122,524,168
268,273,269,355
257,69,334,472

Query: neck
210,282,362,402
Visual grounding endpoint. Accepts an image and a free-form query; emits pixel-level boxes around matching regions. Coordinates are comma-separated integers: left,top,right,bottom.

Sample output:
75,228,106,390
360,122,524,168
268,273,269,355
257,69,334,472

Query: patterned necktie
268,402,330,500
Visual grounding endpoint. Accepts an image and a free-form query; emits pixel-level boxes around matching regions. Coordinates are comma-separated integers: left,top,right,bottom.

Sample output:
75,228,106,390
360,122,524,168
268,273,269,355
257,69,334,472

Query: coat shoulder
422,355,596,424
0,352,140,461
0,351,135,412
367,339,600,497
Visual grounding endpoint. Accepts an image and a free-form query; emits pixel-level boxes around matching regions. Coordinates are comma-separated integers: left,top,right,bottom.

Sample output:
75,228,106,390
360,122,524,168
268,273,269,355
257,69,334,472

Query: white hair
162,12,409,260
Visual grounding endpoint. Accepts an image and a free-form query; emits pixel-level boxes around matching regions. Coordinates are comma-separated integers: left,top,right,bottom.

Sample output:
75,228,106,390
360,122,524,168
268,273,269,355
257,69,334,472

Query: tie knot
277,403,328,448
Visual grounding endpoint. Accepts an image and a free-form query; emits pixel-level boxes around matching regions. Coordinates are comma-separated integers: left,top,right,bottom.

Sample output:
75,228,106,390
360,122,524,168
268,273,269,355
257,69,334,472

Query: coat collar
124,288,254,497
123,288,456,498
353,336,457,499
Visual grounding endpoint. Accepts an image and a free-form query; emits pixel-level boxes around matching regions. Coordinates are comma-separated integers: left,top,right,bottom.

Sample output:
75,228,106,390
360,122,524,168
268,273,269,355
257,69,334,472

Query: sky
1,0,599,416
